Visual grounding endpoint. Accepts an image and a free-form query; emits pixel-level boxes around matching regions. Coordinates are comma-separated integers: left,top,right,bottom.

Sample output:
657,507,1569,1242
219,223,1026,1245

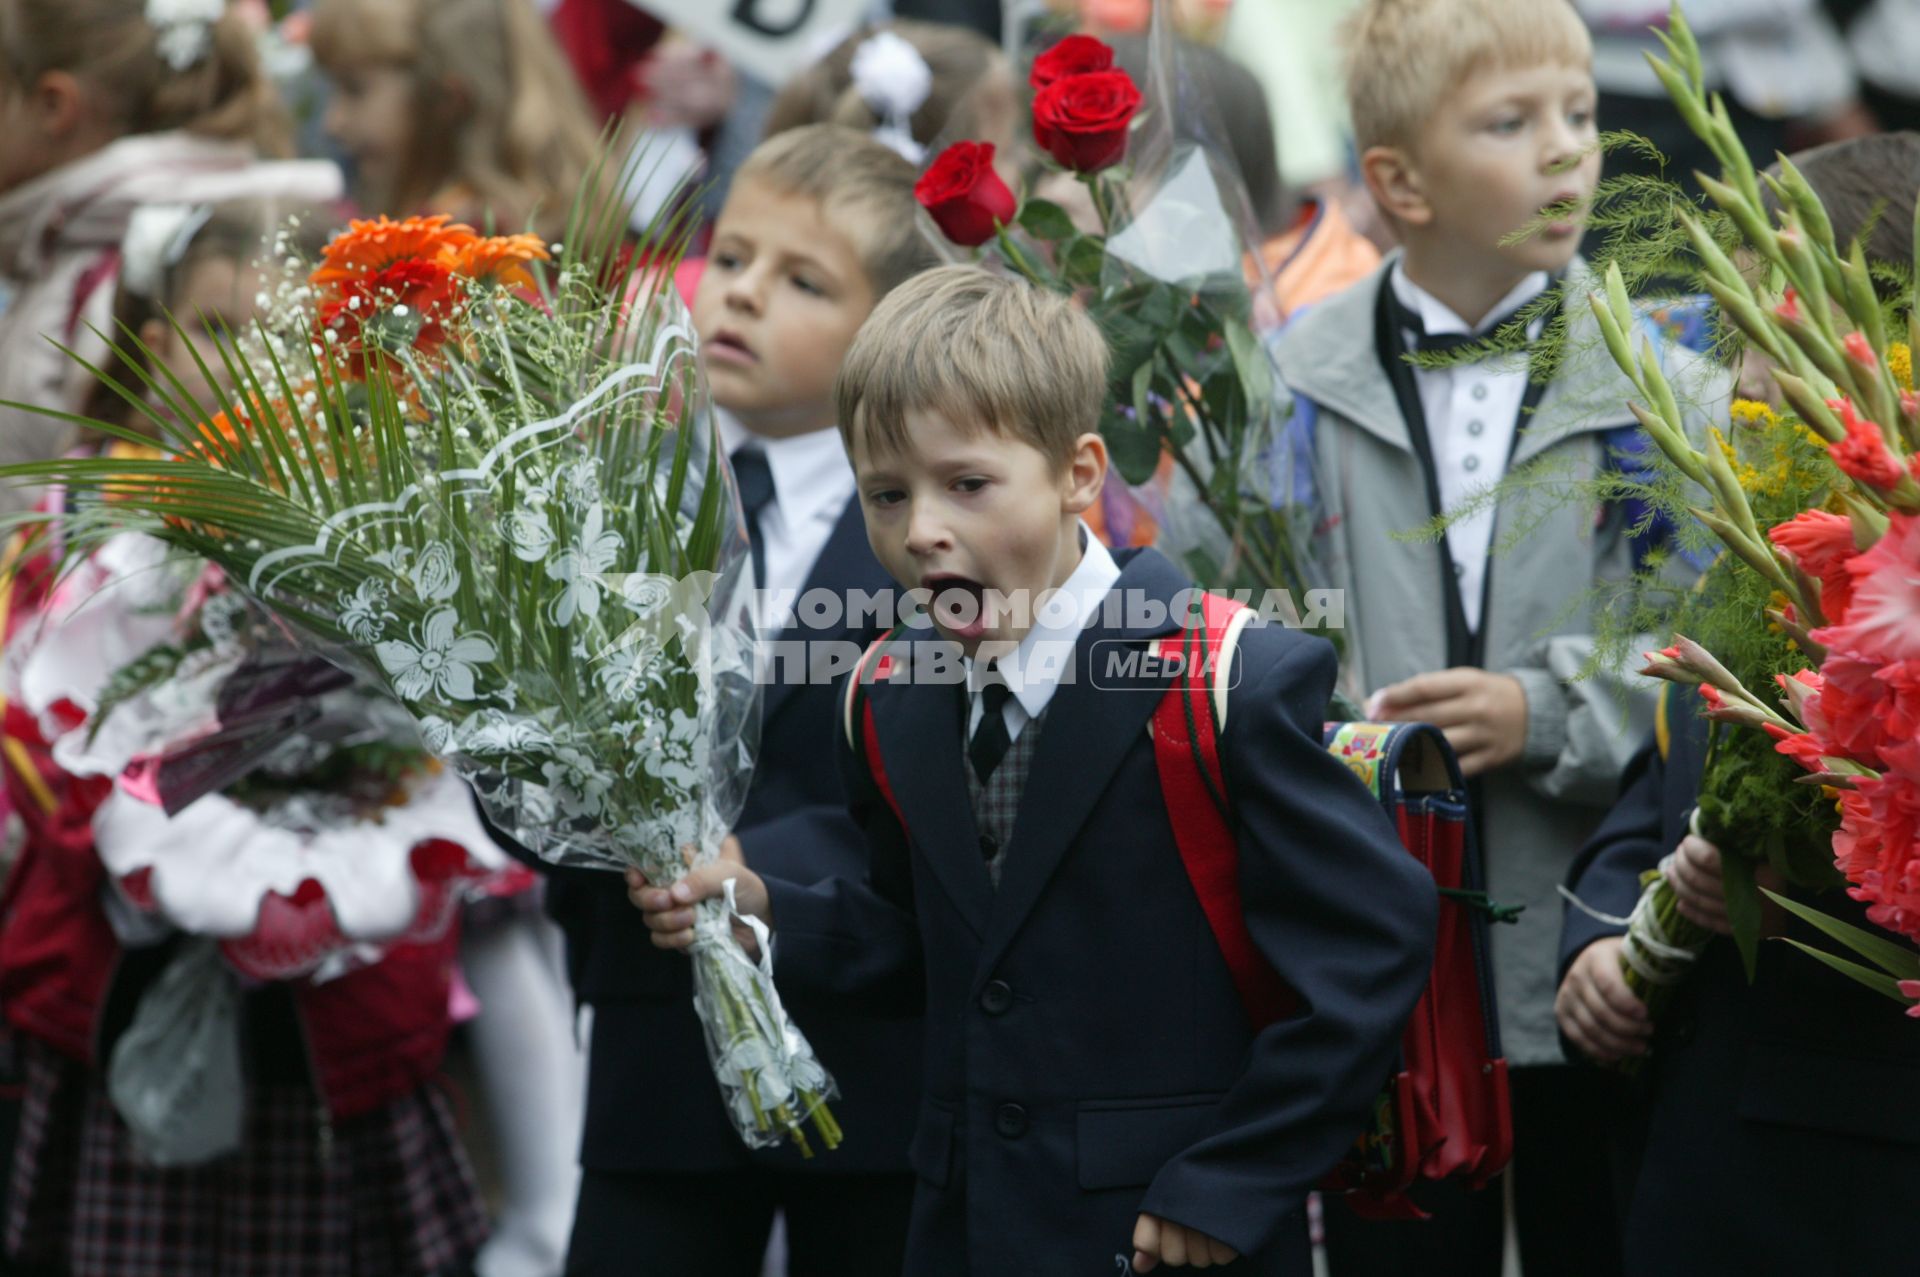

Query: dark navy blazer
1560,687,1920,1276
763,547,1437,1276
544,496,920,1175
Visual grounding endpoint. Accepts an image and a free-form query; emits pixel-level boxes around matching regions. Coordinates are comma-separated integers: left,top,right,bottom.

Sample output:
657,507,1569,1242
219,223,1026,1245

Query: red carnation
1032,69,1143,173
915,141,1017,247
1767,509,1859,623
1029,33,1114,90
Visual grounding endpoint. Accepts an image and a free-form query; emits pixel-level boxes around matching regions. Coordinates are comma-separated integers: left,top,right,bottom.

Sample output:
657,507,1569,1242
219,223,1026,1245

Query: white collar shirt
716,411,857,632
963,526,1121,746
1388,264,1551,633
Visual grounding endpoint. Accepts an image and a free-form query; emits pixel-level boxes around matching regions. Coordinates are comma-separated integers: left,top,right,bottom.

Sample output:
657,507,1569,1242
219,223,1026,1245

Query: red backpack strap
843,628,907,833
1151,593,1297,1027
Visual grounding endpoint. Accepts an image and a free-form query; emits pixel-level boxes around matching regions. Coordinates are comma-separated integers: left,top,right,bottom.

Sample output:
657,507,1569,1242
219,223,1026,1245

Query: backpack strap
843,627,907,832
1150,593,1297,1027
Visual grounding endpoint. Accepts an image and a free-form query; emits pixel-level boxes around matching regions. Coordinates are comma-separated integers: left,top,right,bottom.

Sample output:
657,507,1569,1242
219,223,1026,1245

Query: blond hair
309,0,597,242
731,124,943,299
835,266,1108,468
1343,0,1591,151
763,19,1013,154
0,0,288,154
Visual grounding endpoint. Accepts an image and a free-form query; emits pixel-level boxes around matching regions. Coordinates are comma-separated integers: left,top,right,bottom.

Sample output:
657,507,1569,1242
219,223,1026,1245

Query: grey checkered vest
966,707,1048,889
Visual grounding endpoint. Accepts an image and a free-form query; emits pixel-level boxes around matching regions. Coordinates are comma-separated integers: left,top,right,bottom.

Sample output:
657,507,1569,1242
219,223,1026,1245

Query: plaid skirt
4,1034,489,1277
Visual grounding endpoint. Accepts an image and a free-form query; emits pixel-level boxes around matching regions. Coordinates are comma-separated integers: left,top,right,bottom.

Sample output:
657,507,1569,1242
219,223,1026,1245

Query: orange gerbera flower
443,233,551,290
311,214,479,293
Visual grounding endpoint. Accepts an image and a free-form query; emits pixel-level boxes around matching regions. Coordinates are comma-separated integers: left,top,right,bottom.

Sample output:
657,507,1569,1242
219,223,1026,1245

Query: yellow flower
1730,398,1782,429
1891,342,1912,391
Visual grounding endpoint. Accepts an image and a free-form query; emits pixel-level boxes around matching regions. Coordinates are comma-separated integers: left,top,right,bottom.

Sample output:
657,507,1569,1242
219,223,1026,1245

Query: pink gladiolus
1844,331,1880,370
1825,396,1907,491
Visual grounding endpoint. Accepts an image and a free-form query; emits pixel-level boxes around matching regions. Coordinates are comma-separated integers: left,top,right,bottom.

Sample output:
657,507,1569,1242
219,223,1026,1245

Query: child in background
635,265,1436,1276
763,19,1019,167
549,125,940,1277
311,9,602,1271
310,0,598,244
0,0,286,516
1558,132,1920,1277
0,187,493,1277
1271,1,1729,1273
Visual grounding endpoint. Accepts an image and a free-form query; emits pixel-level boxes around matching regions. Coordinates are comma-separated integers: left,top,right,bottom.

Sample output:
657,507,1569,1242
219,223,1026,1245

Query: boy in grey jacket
1272,2,1728,1274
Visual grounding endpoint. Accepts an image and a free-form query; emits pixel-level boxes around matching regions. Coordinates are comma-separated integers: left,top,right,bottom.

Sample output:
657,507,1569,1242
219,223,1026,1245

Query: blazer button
995,1103,1029,1139
978,833,999,861
980,979,1013,1016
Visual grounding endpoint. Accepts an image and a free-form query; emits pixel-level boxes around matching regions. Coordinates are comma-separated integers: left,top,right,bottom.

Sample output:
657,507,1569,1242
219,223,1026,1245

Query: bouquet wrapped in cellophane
0,162,843,1151
5,535,520,984
910,17,1330,641
1583,4,1920,1019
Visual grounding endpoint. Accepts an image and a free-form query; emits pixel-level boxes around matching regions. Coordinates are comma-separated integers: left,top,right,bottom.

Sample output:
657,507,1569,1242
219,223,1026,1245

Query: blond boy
639,266,1435,1275
1273,2,1727,1272
560,125,939,1276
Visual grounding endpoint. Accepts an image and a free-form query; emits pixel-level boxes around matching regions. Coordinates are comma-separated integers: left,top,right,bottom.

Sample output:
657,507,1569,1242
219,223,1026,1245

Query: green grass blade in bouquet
0,146,842,1157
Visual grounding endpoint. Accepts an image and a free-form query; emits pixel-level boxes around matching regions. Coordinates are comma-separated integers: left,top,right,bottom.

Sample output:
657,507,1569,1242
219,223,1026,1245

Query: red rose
915,141,1017,247
1032,69,1142,173
1029,33,1113,90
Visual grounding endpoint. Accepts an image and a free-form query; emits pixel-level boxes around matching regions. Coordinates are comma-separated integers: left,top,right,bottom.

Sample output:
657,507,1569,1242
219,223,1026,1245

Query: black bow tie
1394,286,1547,359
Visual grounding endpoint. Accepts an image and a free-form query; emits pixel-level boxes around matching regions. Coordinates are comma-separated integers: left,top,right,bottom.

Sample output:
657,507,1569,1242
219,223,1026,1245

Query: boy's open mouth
923,573,990,642
707,328,757,364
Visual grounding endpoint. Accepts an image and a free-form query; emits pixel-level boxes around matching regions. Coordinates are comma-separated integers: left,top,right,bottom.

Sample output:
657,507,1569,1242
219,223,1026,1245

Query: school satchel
1149,592,1513,1220
842,594,1512,1221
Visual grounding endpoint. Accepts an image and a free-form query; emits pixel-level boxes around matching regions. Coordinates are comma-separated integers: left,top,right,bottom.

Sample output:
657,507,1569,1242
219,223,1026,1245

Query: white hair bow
121,204,215,300
146,0,225,72
849,31,932,165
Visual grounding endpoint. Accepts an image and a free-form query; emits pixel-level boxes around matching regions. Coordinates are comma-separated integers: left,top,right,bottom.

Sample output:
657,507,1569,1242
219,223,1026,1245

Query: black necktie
730,446,774,588
969,678,1013,788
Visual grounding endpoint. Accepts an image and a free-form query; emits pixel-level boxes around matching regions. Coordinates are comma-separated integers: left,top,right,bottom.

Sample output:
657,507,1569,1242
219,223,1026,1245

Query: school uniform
552,420,917,1277
1273,256,1729,1276
762,541,1437,1276
1560,687,1920,1277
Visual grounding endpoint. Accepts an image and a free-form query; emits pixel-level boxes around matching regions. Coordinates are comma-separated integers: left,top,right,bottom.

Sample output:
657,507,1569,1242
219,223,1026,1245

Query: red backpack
845,593,1513,1220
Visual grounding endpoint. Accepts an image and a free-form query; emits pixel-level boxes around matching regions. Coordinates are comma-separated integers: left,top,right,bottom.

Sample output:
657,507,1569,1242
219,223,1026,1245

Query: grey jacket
1273,257,1729,1065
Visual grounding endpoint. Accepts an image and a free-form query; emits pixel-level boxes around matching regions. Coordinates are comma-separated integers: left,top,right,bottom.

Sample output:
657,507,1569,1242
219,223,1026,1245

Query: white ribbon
147,0,224,71
849,31,931,165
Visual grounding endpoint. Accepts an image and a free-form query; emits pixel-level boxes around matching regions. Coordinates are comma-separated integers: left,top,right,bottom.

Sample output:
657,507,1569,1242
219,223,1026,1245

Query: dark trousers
565,1167,916,1277
1323,1065,1640,1277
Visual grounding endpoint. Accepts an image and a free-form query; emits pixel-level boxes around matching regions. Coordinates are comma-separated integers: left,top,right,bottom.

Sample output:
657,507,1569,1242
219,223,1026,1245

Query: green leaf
1060,235,1106,287
1776,939,1912,1004
1720,845,1762,981
1018,199,1078,242
1763,888,1920,980
1225,318,1274,419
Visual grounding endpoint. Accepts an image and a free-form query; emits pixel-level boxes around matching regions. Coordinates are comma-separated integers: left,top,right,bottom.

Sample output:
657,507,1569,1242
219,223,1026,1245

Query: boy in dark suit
635,266,1437,1275
1557,686,1920,1275
551,124,940,1277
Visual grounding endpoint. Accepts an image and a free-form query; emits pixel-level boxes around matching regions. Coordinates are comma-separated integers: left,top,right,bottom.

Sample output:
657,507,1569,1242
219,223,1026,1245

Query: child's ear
30,70,89,140
1060,432,1107,516
1360,144,1431,229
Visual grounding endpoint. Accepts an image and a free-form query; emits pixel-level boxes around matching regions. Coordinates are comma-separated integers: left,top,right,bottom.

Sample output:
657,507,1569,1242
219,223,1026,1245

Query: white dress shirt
963,525,1121,747
716,410,857,633
1389,265,1550,633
